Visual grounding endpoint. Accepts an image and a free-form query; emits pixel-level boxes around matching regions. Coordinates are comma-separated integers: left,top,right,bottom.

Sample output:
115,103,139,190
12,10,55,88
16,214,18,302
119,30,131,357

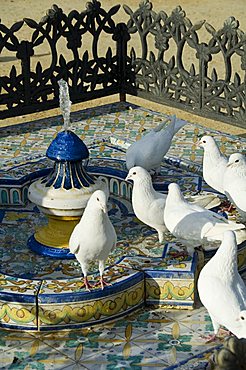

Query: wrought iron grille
1,0,246,129
0,1,123,118
123,1,246,129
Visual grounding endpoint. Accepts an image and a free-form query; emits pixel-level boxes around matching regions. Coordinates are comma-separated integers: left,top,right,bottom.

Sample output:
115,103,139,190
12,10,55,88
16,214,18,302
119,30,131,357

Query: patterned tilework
0,306,224,369
0,153,202,283
0,193,170,280
0,102,246,368
0,273,41,330
0,102,245,171
117,247,198,309
38,279,145,330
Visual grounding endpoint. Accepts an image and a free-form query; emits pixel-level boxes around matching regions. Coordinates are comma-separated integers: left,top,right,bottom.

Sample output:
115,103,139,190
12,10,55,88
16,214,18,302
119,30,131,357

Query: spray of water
58,79,71,132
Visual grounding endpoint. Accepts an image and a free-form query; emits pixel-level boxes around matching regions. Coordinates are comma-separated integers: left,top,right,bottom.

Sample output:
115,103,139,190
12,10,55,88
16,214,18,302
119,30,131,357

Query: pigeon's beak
226,162,233,167
101,204,107,213
125,174,131,181
196,139,202,148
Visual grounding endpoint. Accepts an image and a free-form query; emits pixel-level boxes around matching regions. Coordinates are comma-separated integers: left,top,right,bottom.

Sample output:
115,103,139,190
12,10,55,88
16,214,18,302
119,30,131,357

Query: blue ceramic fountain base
27,235,75,259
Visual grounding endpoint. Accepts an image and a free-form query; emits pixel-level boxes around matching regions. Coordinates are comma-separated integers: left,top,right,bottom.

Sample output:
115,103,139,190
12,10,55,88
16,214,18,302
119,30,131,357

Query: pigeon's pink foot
220,200,235,213
217,328,232,336
170,250,189,259
200,328,232,343
200,334,218,343
100,277,112,290
84,277,93,292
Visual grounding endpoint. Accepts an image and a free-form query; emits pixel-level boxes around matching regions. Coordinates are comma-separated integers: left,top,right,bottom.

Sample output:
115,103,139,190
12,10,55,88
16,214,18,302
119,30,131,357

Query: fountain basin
0,154,204,330
0,101,246,335
0,144,245,331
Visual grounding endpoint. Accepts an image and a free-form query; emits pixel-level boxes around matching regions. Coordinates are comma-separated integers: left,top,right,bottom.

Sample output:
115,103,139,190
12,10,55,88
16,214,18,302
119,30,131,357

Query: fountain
0,95,245,331
27,80,106,258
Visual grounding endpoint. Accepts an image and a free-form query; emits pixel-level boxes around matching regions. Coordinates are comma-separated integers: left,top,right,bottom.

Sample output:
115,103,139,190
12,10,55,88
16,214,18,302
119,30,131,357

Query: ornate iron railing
1,0,246,128
0,1,124,118
123,1,246,129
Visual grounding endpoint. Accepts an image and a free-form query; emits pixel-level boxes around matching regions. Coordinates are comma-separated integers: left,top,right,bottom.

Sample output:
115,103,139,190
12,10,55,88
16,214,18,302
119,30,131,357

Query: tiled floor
0,101,246,369
0,306,226,369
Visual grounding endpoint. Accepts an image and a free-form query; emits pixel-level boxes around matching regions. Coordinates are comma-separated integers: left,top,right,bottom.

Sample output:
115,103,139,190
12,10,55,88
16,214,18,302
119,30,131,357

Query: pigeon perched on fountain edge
197,230,246,340
163,183,246,251
198,135,228,194
126,115,187,172
223,153,246,222
69,190,117,291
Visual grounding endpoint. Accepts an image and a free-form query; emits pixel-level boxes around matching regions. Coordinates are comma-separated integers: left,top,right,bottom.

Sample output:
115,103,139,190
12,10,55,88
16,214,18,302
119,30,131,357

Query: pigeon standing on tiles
69,190,117,291
126,115,187,173
163,183,246,251
198,230,246,340
223,153,246,221
125,167,221,243
198,135,228,194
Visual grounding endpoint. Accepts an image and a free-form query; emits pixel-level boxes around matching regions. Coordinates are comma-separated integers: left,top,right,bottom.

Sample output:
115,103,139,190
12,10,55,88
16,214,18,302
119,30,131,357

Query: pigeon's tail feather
153,118,170,132
69,242,80,254
162,115,186,137
173,118,187,134
203,222,246,243
187,193,221,209
234,228,246,245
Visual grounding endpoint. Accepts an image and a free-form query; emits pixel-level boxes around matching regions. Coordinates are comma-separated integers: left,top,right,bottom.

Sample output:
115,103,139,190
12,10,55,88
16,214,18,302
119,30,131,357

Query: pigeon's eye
241,316,245,320
97,197,99,201
235,159,239,163
203,140,206,143
133,172,136,175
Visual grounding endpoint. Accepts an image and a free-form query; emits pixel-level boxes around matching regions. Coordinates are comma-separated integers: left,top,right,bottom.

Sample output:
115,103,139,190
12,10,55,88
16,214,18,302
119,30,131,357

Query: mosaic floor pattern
0,101,246,368
0,305,227,370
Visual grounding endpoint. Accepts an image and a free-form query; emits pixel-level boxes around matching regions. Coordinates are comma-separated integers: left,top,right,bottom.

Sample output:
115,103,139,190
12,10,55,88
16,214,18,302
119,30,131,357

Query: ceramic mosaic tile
0,155,202,208
0,273,41,330
0,306,221,370
0,101,245,368
1,337,79,369
1,102,245,170
116,244,199,309
0,193,167,280
37,265,145,331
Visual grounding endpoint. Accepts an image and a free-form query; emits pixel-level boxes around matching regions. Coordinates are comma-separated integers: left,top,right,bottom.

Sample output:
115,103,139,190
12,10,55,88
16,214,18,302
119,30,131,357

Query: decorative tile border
0,273,40,330
38,273,145,331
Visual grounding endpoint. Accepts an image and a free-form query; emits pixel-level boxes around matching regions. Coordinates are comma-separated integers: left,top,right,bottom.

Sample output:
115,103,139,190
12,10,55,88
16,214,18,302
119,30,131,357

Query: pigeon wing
69,224,81,254
147,196,166,224
186,193,221,209
235,275,246,305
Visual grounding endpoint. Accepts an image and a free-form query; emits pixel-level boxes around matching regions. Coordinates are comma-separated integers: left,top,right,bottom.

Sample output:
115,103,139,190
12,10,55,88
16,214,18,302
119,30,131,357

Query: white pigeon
163,183,246,251
126,115,186,172
198,230,246,340
69,190,117,291
223,153,246,221
125,167,222,243
198,135,228,194
125,166,168,243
